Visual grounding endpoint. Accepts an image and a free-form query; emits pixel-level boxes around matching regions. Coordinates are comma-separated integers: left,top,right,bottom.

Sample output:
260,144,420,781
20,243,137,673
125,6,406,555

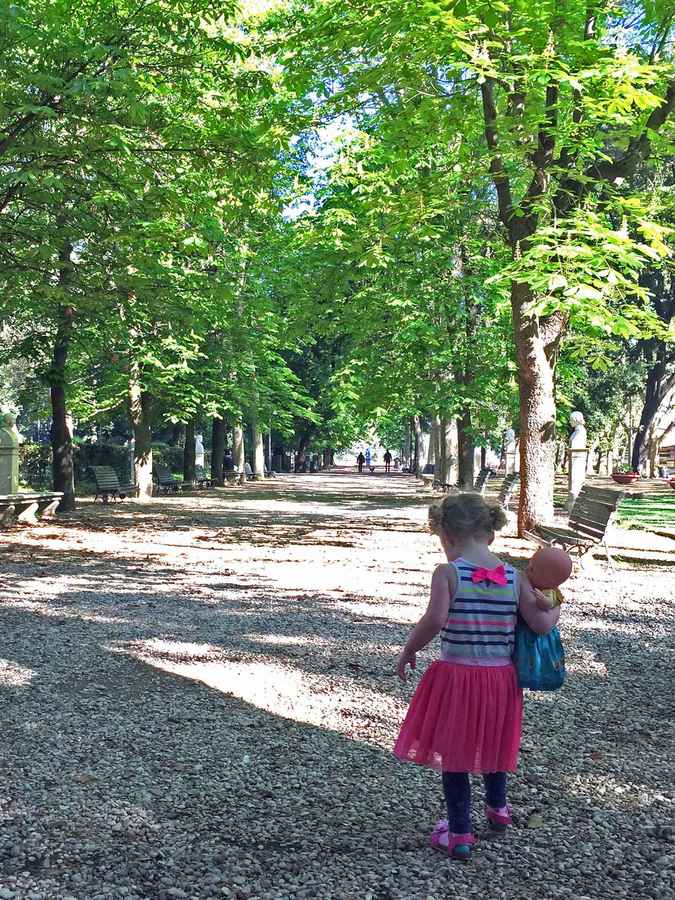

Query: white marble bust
569,411,587,449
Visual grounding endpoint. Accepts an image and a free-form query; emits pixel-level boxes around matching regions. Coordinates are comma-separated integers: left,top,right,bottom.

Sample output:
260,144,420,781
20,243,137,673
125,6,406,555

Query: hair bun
428,493,507,538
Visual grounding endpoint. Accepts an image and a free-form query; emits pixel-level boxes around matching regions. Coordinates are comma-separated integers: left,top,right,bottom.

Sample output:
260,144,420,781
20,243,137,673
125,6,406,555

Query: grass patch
616,494,675,531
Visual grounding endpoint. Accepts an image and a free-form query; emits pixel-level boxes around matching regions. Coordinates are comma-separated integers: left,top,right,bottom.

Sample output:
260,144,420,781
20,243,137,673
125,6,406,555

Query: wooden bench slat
572,498,617,518
571,508,615,526
535,526,591,545
571,510,617,530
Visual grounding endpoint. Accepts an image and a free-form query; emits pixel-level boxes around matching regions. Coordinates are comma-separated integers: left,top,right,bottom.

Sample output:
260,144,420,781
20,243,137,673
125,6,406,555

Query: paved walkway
0,475,673,899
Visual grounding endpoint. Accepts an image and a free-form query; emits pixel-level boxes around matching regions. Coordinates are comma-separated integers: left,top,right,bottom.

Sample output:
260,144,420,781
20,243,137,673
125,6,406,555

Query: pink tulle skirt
393,660,523,773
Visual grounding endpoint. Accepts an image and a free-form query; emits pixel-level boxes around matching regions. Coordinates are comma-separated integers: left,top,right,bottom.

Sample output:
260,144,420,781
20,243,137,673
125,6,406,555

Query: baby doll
524,546,573,610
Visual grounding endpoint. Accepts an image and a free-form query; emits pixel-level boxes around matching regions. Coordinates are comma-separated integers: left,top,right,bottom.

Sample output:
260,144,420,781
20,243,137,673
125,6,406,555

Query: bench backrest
569,485,624,540
474,467,494,494
153,465,177,484
91,466,121,490
498,473,520,509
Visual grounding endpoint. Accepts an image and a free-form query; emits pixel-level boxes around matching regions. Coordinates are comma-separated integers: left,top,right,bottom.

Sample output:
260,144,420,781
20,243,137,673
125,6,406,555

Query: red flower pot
611,472,640,485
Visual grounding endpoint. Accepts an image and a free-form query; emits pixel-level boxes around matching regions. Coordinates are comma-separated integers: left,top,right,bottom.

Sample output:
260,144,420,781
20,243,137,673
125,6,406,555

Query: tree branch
480,78,514,233
554,76,675,217
522,83,559,212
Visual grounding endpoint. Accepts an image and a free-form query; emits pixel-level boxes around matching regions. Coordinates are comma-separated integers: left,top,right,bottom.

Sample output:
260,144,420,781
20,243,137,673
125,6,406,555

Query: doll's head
525,547,573,590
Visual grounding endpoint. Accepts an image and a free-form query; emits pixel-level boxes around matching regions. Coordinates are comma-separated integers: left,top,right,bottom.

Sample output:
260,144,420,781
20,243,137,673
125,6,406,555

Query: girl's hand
397,648,416,680
534,588,553,611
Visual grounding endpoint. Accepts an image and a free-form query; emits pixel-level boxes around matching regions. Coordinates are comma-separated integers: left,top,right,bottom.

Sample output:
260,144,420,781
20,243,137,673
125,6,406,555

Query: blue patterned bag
513,616,565,691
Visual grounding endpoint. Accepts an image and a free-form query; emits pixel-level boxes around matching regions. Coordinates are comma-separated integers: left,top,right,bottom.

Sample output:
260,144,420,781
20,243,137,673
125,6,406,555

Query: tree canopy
1,0,673,526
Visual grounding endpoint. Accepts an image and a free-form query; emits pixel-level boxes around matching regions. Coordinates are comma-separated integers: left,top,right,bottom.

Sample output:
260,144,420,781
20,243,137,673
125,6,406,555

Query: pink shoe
430,819,475,860
485,804,512,831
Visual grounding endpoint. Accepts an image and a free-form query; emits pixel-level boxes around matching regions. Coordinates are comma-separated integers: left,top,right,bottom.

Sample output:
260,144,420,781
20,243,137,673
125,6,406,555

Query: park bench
418,464,435,489
91,466,137,502
194,465,212,488
498,473,520,511
153,464,182,494
0,492,63,526
525,484,625,563
473,467,495,495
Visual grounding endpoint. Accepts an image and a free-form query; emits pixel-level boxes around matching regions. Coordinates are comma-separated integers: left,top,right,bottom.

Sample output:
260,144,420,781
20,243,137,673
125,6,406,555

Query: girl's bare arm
397,564,456,678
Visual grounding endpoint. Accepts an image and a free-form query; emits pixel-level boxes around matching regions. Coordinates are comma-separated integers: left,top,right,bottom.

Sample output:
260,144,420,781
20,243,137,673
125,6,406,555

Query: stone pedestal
0,416,20,494
568,448,588,511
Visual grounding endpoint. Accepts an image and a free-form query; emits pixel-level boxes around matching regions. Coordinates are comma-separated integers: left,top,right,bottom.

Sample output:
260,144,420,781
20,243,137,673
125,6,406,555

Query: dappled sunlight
114,637,406,747
565,649,607,678
0,658,35,687
564,771,672,813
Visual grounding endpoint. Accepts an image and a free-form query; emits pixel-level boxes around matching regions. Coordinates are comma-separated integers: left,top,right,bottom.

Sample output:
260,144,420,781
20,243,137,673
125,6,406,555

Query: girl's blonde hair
428,493,507,539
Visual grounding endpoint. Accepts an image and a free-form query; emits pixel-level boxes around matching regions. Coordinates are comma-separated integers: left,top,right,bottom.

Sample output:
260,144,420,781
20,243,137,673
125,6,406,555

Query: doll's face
525,556,553,588
526,549,572,589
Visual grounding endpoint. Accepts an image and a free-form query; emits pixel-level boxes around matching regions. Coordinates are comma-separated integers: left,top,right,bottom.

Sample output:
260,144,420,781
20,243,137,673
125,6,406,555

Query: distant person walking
384,449,392,473
357,451,365,473
365,448,371,470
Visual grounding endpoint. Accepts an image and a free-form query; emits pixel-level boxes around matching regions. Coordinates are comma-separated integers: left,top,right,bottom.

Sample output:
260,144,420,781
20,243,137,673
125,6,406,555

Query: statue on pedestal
195,433,205,468
504,427,517,474
568,411,588,511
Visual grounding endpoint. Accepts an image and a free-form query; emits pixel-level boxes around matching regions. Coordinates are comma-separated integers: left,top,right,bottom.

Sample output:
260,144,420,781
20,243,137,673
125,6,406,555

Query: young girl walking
394,493,559,860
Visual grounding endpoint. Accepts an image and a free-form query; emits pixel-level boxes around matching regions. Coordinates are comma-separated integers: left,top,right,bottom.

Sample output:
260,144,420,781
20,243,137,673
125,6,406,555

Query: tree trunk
457,409,475,489
233,422,245,483
425,417,438,470
437,416,448,485
211,417,225,484
183,420,196,484
512,283,561,532
49,243,76,511
128,364,153,498
631,360,674,471
50,318,76,511
412,416,422,474
168,423,183,446
295,434,309,472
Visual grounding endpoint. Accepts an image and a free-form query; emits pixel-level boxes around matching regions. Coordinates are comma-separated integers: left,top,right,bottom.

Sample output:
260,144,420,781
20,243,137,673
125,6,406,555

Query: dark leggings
442,772,507,834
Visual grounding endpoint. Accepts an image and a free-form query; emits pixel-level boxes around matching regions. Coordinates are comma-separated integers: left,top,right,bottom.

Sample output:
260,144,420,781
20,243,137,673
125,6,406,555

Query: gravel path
0,474,673,900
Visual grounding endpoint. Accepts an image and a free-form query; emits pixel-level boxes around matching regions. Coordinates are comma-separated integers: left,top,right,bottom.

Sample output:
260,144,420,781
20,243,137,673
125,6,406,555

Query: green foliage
1,0,674,467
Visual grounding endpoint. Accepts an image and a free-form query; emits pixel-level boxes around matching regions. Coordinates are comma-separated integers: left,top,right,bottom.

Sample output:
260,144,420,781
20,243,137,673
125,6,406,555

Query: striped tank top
440,558,519,663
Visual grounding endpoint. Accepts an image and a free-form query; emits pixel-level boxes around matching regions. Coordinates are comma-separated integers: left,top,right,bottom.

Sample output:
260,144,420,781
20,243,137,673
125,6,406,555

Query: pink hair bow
471,565,508,586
